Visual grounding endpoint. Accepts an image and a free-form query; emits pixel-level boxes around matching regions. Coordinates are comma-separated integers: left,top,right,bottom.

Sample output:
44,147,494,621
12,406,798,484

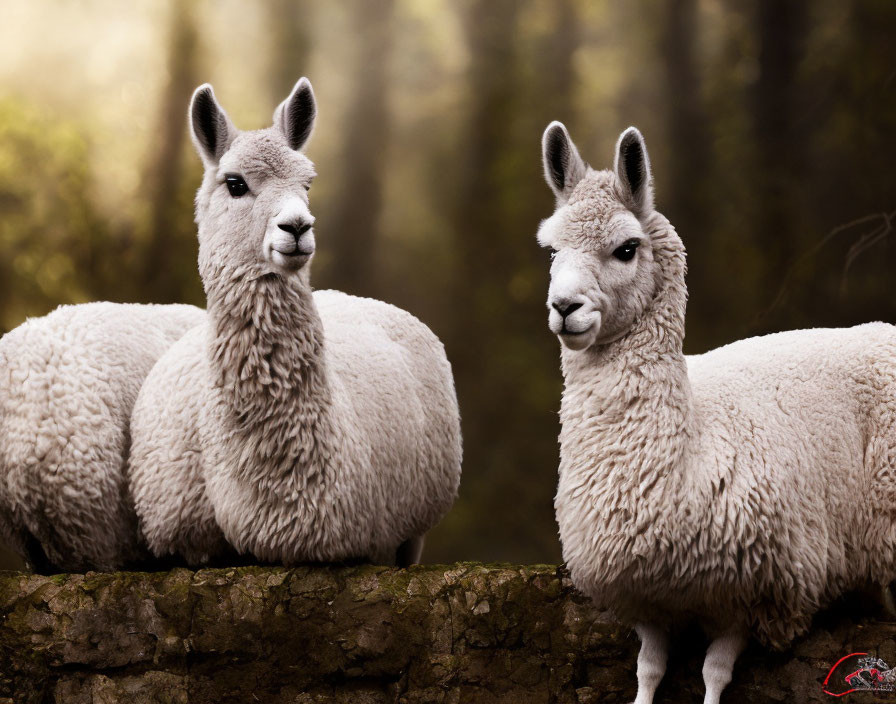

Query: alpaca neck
559,212,693,510
204,266,336,487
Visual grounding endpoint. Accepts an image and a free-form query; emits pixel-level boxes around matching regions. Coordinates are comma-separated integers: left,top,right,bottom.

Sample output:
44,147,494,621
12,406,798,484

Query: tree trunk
443,0,527,562
659,0,712,233
265,0,312,105
317,0,394,296
752,0,807,288
657,0,728,348
139,0,201,303
0,564,890,703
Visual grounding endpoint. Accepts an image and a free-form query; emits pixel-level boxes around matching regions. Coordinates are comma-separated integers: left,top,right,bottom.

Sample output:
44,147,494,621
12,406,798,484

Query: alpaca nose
277,220,315,255
552,299,583,318
277,221,312,238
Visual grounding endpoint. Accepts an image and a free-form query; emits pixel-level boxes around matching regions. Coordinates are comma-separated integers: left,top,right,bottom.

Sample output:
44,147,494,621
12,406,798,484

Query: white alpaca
128,79,462,567
539,122,896,704
0,302,205,571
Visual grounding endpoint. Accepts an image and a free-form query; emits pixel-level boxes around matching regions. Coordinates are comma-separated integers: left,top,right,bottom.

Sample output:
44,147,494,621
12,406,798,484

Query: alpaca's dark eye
612,239,640,262
549,247,558,261
225,174,249,198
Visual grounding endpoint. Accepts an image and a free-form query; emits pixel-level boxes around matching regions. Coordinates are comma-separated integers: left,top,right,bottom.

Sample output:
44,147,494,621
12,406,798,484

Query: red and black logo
824,652,896,697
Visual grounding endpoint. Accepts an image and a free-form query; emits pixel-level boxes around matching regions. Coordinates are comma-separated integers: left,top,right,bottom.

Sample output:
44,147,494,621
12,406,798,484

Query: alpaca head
538,124,659,351
189,78,318,282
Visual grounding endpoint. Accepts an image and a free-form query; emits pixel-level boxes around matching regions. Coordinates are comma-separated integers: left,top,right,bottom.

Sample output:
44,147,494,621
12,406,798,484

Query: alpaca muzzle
272,222,315,256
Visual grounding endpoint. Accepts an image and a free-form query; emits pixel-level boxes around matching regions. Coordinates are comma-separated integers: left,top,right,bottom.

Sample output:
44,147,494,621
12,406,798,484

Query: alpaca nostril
273,219,315,258
277,222,312,239
552,300,583,317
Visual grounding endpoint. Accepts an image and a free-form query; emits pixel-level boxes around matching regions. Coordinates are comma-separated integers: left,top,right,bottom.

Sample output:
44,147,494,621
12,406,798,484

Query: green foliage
0,100,105,332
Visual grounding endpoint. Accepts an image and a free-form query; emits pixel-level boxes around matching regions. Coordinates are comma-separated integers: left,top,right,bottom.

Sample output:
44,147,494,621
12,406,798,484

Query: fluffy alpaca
539,122,896,704
128,78,462,567
0,302,205,572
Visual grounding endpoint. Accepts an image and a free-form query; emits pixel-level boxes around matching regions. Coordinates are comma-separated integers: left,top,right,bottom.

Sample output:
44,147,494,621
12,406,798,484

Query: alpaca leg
0,519,29,571
702,627,747,704
882,583,896,618
632,622,668,704
22,532,54,575
395,535,425,567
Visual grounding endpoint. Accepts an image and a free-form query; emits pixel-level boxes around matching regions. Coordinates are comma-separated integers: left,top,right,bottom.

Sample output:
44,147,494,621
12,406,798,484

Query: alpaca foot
23,532,55,575
395,535,425,566
702,627,747,704
631,622,668,704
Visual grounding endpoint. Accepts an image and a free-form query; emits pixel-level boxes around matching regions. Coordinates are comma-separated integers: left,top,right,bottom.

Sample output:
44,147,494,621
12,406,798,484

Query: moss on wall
0,564,892,703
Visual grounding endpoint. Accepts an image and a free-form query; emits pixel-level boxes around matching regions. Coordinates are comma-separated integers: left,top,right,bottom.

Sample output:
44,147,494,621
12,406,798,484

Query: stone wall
0,564,892,703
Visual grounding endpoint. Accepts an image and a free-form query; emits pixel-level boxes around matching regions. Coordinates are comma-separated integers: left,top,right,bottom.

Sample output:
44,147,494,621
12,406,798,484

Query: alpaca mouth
271,240,313,257
549,319,595,339
555,311,600,350
269,229,315,259
268,246,312,271
560,322,593,337
269,236,315,266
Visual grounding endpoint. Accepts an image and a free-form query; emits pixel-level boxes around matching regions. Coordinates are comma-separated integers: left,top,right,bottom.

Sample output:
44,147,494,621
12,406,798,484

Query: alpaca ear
614,126,654,217
542,121,588,204
274,77,317,152
189,84,236,166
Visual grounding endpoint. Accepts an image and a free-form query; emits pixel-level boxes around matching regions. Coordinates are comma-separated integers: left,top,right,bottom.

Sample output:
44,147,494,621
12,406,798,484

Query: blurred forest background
1,0,895,569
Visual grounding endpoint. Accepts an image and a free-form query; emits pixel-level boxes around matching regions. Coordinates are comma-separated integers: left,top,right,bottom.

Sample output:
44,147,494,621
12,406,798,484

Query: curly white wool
541,123,896,704
0,302,205,571
128,79,462,567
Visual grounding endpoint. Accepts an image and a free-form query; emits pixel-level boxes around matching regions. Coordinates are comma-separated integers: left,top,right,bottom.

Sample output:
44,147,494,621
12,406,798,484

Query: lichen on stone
0,564,893,703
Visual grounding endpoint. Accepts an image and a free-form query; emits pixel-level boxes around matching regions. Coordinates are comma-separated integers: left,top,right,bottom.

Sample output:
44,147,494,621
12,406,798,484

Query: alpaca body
128,78,461,567
0,302,205,571
131,287,461,565
539,122,896,702
127,323,226,565
559,319,896,647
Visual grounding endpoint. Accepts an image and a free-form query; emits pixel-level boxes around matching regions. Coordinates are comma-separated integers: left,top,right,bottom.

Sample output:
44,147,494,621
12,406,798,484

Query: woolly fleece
541,130,896,651
0,302,205,571
128,79,462,566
